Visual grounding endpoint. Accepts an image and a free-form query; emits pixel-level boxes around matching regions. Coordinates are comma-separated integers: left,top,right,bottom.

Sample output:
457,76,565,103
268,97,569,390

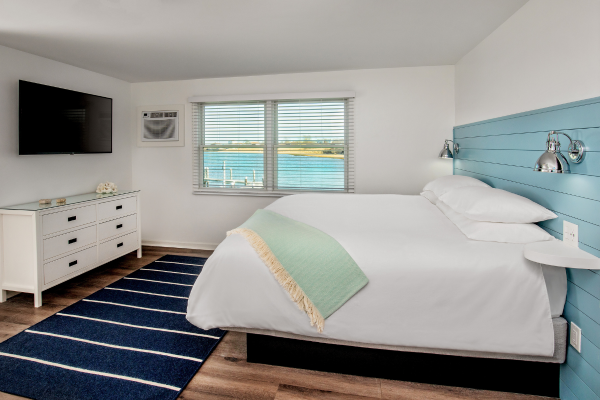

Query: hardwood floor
0,246,552,400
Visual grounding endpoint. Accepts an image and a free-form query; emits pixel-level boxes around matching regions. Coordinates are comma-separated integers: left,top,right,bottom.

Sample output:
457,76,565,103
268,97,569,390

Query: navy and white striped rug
0,255,225,400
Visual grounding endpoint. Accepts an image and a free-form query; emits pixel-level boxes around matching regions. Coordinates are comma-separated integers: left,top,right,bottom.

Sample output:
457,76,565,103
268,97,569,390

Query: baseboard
142,240,218,251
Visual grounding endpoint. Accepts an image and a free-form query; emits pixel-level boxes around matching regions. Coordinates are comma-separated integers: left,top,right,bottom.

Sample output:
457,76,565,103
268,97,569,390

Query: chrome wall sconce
439,140,459,159
533,131,585,173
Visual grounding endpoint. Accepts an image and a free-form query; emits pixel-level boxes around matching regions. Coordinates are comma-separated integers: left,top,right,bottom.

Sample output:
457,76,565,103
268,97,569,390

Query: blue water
204,152,344,190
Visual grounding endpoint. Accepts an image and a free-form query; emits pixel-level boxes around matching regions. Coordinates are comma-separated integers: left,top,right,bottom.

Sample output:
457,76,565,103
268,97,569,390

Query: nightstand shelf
524,240,600,270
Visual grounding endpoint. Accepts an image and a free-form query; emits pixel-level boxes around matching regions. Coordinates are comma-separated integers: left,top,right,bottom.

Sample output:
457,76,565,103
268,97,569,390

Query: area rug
0,255,225,400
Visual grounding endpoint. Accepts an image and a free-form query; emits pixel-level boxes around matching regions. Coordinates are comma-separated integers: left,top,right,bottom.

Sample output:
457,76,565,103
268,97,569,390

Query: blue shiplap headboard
453,97,600,400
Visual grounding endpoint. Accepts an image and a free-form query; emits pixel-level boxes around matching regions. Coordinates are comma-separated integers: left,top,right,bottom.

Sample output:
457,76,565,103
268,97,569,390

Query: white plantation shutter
192,94,354,195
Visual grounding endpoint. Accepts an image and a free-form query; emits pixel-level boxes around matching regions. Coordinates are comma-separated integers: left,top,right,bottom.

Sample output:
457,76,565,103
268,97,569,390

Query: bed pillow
437,201,554,243
420,190,438,204
423,175,490,198
439,186,557,223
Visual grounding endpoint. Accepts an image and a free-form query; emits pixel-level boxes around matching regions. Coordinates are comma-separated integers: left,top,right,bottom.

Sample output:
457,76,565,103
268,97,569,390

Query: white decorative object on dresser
0,190,141,307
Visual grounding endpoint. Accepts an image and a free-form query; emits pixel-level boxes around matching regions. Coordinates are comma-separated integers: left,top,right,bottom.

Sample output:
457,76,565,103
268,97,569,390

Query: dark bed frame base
246,333,559,398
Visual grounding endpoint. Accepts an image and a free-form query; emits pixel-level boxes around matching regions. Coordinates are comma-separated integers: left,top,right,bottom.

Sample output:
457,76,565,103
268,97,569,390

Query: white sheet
187,194,562,357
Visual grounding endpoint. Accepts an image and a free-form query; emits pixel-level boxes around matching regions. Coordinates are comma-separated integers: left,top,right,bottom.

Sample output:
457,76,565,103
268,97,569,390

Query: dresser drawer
43,225,97,260
99,214,137,241
99,231,138,262
97,197,137,221
43,246,97,285
42,205,97,236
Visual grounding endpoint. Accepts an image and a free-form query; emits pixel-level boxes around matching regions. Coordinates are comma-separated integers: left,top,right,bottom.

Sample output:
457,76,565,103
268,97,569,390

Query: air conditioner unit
141,111,179,141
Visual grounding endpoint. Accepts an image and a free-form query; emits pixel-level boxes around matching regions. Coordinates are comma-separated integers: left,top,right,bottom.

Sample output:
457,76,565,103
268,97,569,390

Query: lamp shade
439,143,453,159
533,139,570,173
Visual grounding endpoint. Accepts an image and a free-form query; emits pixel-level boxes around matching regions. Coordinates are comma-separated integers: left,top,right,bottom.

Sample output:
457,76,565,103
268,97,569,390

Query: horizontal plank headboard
453,97,600,400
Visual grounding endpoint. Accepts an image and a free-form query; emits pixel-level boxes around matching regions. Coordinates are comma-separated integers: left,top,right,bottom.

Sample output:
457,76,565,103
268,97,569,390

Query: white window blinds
192,95,354,195
200,102,267,189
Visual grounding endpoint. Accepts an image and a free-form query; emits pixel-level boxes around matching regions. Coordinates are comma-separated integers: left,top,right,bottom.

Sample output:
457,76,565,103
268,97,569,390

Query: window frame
191,92,354,196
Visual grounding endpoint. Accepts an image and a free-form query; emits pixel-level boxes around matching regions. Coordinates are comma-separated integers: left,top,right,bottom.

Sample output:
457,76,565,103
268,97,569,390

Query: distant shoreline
207,148,344,159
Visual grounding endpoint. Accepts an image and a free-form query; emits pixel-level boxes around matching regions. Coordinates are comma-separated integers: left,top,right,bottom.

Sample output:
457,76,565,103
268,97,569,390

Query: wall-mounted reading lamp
439,140,459,159
533,131,585,173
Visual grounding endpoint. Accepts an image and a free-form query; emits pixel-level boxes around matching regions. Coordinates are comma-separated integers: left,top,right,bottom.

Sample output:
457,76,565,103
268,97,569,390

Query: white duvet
187,194,561,357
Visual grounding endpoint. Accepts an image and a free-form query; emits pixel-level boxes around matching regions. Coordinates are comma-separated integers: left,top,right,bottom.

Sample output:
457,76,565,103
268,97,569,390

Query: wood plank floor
0,246,553,400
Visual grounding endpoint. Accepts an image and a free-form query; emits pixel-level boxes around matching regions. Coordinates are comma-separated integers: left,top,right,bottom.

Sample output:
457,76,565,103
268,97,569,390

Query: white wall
0,45,132,207
455,0,600,125
131,66,455,248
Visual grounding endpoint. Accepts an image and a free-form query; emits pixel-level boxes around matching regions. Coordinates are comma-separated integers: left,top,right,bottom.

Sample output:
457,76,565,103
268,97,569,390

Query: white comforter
187,194,557,357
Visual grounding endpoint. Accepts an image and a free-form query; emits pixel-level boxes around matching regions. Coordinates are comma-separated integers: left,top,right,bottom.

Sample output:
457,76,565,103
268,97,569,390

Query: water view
202,100,347,190
203,151,345,190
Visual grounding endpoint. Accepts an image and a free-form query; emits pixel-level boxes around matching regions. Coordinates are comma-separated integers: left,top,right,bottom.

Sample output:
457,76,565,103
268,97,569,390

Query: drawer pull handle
68,216,76,222
116,205,123,210
117,242,124,248
69,260,78,267
116,224,123,229
68,238,77,244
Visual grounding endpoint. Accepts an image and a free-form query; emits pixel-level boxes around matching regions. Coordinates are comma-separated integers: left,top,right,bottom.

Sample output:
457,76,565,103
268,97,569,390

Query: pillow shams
423,175,490,198
439,186,557,223
436,201,554,244
420,191,438,204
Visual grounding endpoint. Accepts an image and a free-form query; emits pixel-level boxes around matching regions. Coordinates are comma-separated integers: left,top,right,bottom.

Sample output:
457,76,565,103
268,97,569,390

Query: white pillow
439,186,557,223
423,175,490,198
437,201,554,243
420,191,438,204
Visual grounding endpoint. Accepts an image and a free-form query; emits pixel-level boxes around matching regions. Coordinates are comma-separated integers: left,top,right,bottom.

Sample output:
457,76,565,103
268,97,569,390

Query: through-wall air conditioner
141,110,179,141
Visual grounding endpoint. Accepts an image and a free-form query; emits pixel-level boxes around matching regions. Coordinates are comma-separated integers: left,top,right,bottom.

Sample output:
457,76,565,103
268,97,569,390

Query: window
192,93,354,195
200,102,266,190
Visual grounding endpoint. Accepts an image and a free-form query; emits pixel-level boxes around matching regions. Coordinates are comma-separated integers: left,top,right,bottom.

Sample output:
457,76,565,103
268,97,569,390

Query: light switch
570,322,582,353
563,221,579,248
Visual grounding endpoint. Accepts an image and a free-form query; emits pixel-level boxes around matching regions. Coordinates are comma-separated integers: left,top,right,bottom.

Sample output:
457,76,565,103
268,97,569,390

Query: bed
186,192,567,396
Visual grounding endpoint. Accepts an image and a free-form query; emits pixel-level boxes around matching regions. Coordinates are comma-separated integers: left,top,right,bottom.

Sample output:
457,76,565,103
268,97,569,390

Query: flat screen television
19,80,112,155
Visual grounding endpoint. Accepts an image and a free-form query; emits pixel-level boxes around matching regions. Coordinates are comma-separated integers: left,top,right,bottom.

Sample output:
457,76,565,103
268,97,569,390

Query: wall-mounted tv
19,80,112,155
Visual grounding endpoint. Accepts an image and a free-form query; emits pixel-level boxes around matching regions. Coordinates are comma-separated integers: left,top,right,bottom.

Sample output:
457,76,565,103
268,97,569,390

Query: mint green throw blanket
227,209,369,332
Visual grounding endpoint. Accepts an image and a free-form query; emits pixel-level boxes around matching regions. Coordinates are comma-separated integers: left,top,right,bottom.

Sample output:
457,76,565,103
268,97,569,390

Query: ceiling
0,0,528,83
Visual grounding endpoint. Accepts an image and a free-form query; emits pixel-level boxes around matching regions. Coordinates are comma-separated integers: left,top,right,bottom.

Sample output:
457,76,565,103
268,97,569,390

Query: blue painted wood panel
454,160,600,207
560,364,600,400
457,148,600,176
453,96,600,399
563,302,600,351
567,269,600,302
579,335,600,376
560,380,579,400
564,347,600,398
457,127,600,152
566,282,600,326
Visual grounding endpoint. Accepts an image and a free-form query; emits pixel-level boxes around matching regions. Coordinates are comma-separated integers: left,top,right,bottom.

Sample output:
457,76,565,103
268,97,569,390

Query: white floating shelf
524,240,600,270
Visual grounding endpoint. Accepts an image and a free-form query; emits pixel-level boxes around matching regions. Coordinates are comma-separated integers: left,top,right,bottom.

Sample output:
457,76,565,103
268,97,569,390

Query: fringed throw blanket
228,209,369,333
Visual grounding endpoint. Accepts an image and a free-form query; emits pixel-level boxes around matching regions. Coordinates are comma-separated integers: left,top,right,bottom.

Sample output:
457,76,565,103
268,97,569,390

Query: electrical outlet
563,220,579,248
570,322,582,353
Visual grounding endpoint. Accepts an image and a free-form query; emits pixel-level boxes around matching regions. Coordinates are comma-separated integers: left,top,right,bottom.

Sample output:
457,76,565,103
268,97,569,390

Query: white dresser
0,190,141,307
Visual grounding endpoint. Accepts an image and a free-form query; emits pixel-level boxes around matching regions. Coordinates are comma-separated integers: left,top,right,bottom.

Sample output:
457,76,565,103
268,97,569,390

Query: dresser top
1,189,140,212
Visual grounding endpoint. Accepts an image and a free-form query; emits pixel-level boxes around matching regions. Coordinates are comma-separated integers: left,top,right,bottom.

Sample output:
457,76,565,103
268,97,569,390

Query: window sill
193,190,286,197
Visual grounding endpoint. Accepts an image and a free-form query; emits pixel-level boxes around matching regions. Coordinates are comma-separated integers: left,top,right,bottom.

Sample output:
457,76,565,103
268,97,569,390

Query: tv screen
19,80,112,155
